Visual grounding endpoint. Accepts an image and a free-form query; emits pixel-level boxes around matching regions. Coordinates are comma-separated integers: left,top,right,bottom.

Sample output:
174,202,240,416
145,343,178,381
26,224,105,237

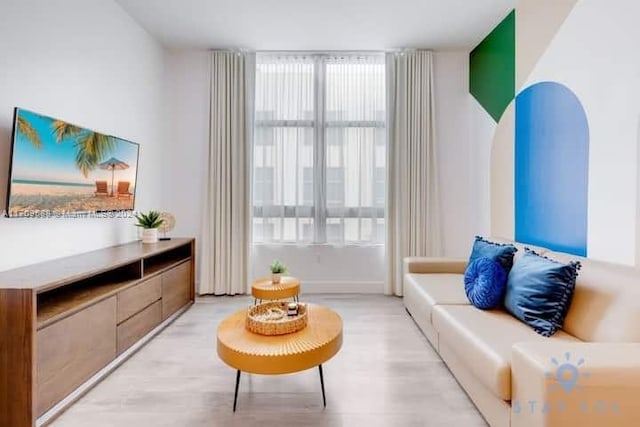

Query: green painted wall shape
470,10,515,122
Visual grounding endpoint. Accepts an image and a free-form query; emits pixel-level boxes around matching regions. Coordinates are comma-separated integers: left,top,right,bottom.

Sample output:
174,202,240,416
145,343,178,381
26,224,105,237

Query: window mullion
313,56,327,243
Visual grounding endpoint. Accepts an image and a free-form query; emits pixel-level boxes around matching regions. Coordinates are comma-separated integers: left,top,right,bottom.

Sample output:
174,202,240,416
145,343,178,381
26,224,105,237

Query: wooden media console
0,238,195,426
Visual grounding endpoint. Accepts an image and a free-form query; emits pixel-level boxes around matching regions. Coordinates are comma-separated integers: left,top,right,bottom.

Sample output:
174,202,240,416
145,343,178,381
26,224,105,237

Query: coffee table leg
318,364,326,407
233,370,241,412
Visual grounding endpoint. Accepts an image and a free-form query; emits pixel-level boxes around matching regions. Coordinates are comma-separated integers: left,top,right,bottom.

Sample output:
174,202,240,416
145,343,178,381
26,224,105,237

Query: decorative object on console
468,236,518,272
504,248,581,337
158,212,176,241
269,259,288,284
134,210,164,244
464,257,508,309
246,301,307,336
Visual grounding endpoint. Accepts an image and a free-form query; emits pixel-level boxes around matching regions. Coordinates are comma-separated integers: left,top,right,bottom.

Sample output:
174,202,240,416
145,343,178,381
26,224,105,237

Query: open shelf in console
142,243,192,277
37,261,142,329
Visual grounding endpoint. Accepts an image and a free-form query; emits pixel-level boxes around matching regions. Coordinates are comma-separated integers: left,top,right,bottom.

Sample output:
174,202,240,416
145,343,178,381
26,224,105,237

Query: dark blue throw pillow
469,236,517,273
464,257,508,309
504,249,581,337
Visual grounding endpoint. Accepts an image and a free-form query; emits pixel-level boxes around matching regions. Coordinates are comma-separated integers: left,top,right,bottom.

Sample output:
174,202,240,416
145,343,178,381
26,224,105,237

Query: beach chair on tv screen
95,181,108,197
116,181,133,200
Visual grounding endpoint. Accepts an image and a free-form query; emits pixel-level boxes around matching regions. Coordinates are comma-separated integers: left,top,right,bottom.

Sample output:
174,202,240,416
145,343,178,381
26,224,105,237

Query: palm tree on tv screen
16,116,43,148
52,121,116,177
16,116,117,178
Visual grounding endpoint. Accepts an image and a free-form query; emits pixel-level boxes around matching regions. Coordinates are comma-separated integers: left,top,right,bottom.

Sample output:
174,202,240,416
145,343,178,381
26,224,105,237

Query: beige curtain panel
200,51,254,295
386,50,442,296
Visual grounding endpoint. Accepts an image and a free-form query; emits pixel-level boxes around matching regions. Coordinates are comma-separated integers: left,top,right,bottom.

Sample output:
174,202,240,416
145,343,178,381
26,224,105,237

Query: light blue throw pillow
504,249,581,337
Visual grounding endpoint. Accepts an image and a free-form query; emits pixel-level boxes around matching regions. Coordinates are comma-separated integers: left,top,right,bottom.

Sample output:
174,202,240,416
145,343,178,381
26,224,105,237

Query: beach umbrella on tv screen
98,157,130,196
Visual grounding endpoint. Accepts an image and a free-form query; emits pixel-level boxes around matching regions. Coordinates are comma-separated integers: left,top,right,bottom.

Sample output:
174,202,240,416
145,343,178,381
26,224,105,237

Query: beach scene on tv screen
8,109,139,216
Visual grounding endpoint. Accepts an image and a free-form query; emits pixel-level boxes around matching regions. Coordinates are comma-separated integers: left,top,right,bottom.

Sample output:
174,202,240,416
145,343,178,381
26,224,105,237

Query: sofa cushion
432,305,580,401
404,273,469,323
504,249,581,337
544,251,640,342
464,257,508,309
469,236,517,272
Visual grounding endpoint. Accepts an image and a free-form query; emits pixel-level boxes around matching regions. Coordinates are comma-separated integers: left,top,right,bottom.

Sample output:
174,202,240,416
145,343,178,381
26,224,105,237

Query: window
253,53,386,244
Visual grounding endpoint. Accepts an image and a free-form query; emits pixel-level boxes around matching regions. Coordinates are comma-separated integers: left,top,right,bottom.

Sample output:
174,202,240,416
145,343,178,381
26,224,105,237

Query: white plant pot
272,273,282,284
142,228,159,244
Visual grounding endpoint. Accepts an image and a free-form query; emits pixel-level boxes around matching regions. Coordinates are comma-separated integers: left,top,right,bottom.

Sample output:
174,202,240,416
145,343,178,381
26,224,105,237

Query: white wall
161,49,210,280
0,0,166,272
163,49,475,292
434,51,475,257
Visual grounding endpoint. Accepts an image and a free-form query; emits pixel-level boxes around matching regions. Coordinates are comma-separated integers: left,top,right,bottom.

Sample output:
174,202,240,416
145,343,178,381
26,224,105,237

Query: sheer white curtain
386,50,441,296
253,53,386,245
200,51,254,295
253,55,315,244
324,55,386,244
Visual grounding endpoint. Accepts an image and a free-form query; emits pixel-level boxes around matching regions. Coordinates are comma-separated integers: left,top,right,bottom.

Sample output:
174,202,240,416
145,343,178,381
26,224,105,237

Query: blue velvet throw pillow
504,249,581,337
468,236,517,273
464,257,508,309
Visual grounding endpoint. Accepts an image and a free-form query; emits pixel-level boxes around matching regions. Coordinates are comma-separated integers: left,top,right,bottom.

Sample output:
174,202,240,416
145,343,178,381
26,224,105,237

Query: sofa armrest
511,342,640,427
403,257,467,275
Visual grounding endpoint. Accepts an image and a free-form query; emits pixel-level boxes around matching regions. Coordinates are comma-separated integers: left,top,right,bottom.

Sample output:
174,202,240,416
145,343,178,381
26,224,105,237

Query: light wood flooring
52,294,487,426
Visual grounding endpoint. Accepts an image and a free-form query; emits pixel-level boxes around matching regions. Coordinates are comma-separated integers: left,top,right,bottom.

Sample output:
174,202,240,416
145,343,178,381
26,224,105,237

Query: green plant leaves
135,210,164,229
269,259,287,274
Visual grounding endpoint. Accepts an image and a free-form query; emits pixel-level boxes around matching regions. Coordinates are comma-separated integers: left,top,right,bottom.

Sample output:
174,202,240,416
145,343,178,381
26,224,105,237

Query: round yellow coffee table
217,304,343,411
251,276,300,303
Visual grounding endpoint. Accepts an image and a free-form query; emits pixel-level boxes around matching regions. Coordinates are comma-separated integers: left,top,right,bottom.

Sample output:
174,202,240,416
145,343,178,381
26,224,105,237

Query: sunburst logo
545,352,590,393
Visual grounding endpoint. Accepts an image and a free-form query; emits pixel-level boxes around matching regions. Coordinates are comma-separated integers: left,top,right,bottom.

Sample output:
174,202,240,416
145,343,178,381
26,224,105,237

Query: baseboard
196,281,385,295
301,280,384,294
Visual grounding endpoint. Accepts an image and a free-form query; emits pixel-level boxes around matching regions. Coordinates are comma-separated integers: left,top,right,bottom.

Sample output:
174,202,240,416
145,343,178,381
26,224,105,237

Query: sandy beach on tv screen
8,183,134,216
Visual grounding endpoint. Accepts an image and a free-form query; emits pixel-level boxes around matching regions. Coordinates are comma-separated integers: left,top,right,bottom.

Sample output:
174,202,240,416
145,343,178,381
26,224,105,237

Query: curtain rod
257,49,394,54
210,48,434,54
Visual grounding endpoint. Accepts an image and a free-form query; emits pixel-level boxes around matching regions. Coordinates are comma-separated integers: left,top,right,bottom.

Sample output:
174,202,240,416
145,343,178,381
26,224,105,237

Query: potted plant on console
270,260,287,284
135,210,164,244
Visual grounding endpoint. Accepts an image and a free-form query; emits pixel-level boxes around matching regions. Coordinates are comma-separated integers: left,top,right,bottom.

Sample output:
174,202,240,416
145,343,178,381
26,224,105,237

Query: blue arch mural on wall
515,81,589,256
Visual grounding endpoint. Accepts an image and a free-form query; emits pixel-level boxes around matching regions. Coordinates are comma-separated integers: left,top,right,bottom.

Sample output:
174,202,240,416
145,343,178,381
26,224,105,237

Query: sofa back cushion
544,251,640,342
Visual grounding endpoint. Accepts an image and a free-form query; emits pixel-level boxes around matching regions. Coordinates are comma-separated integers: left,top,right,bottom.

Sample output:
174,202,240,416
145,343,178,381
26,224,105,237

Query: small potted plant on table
270,260,287,284
135,210,164,244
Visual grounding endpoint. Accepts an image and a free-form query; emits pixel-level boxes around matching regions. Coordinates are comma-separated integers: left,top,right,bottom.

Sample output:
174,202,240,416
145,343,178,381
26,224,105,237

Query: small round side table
251,276,300,304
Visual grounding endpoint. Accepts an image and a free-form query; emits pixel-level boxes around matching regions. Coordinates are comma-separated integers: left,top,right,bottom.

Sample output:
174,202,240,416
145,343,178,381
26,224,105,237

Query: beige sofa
403,239,640,427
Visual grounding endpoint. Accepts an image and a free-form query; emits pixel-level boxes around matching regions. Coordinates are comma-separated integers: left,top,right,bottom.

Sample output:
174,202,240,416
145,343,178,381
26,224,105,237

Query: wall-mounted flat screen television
6,108,140,217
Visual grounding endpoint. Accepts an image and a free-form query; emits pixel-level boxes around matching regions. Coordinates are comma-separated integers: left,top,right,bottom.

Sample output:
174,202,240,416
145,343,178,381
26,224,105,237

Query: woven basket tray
246,301,308,336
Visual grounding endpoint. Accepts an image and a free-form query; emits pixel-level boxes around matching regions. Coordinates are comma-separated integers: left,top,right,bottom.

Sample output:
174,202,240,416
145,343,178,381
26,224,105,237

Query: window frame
253,53,386,245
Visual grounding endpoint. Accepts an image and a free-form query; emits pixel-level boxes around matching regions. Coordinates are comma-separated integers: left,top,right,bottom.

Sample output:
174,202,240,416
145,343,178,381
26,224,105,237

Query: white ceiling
115,0,517,50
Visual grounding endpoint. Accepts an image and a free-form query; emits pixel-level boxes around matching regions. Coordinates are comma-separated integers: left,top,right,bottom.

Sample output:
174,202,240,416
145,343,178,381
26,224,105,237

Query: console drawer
117,300,162,354
117,275,161,324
